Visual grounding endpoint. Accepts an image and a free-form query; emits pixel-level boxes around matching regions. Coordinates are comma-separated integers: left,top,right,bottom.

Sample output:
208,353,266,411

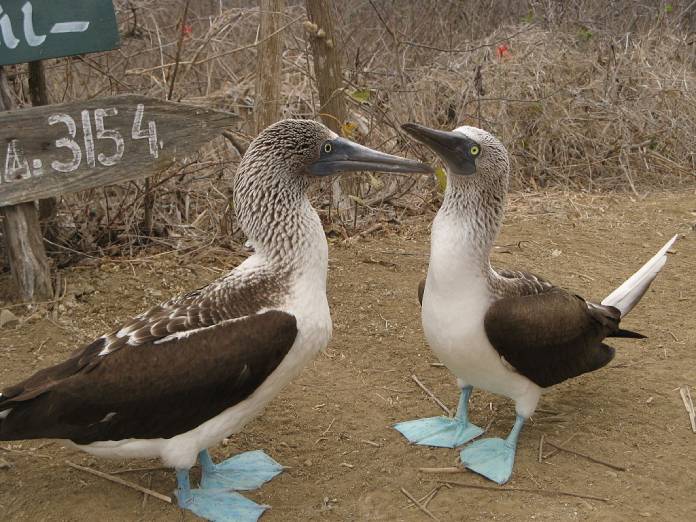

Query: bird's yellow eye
470,145,480,156
324,143,332,153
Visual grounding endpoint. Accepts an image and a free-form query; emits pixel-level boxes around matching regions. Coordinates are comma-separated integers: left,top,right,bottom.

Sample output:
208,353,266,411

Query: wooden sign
0,95,236,206
0,0,119,66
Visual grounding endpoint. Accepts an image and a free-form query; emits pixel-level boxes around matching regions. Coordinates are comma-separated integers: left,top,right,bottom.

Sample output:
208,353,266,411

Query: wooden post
0,67,53,301
255,0,285,133
305,0,357,218
28,61,58,227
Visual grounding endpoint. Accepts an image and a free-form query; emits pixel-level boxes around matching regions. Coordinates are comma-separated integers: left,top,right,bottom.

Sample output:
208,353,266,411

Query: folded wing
0,310,296,443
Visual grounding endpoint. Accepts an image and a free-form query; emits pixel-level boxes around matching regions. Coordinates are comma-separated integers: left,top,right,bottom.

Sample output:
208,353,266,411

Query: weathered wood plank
0,95,237,207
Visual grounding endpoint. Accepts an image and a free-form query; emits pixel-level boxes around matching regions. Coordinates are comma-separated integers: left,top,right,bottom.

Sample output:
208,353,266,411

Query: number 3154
48,103,160,173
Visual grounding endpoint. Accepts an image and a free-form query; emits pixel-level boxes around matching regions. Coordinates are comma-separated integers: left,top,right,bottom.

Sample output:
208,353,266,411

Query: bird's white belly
422,287,541,417
77,298,332,469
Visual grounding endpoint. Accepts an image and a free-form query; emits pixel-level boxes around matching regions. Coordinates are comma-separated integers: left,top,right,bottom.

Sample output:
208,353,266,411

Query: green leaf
665,4,673,13
577,26,593,41
434,167,447,192
350,89,371,103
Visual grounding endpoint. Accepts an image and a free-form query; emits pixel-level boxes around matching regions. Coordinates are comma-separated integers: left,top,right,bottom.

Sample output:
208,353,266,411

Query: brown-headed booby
0,119,432,521
394,122,677,484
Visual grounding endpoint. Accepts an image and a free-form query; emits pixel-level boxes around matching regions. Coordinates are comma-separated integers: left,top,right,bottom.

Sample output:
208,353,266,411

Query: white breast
422,214,540,414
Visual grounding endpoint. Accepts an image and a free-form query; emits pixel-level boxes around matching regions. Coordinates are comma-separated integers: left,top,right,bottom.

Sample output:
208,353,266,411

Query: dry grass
0,0,695,268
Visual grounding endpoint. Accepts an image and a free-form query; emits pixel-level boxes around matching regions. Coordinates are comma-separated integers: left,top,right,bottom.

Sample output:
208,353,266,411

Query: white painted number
0,105,161,183
132,104,159,158
94,108,124,166
81,110,96,168
3,139,30,182
48,113,81,172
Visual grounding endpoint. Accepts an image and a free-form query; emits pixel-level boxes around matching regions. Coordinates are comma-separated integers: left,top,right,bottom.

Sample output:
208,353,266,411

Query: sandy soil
0,190,694,522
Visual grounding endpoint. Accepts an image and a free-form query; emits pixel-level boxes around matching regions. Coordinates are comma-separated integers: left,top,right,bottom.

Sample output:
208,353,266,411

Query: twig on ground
411,374,451,416
418,466,466,474
437,479,610,502
538,434,545,463
111,465,173,475
66,461,172,504
541,432,577,460
544,441,626,472
679,385,696,433
400,486,441,521
360,439,381,447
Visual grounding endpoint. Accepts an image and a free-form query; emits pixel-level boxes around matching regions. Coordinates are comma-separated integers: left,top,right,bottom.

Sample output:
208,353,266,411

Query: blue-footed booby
394,122,677,485
0,119,432,521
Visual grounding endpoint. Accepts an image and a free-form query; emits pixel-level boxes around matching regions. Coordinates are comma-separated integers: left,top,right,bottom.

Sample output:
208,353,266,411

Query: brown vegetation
0,0,695,268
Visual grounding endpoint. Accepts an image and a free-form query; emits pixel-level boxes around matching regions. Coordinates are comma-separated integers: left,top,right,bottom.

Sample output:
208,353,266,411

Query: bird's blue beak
309,137,432,177
401,123,480,176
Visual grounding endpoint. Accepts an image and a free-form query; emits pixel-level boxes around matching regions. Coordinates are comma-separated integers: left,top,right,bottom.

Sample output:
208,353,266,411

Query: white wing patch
99,412,117,423
0,408,12,419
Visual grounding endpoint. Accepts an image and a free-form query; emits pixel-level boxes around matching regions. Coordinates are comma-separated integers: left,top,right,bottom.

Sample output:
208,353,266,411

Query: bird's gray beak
309,137,433,177
401,123,479,176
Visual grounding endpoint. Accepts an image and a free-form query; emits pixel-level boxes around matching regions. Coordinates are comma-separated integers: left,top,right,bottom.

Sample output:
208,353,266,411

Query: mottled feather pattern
491,268,554,298
98,270,287,355
233,119,332,266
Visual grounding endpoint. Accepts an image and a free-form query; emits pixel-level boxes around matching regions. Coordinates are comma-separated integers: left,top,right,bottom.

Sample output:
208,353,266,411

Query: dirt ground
0,190,694,521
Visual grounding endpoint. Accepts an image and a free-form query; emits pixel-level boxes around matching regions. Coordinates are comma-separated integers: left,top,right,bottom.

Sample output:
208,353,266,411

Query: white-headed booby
0,119,432,521
394,122,677,485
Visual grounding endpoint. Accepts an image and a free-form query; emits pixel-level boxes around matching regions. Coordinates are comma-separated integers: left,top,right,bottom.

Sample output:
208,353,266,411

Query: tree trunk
305,0,357,219
0,67,53,301
255,0,285,133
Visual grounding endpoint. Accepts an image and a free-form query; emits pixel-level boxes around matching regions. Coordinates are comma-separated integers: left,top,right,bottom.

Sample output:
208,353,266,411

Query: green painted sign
0,0,119,65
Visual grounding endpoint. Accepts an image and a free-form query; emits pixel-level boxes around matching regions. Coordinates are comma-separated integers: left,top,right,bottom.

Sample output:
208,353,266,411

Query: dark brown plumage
1,311,296,443
484,288,642,388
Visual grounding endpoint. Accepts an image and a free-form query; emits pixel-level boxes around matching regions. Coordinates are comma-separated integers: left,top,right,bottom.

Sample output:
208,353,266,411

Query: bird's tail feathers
610,328,647,339
601,235,678,318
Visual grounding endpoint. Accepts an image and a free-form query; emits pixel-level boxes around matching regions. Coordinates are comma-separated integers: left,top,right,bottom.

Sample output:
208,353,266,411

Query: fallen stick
418,466,466,474
411,375,451,416
66,461,172,504
544,442,626,472
537,434,545,464
542,432,577,460
679,385,696,433
437,479,609,502
400,486,441,521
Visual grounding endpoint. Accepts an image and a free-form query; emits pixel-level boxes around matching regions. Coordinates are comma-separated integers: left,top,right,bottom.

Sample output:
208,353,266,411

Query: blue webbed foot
176,469,267,522
177,488,267,522
200,449,284,491
394,385,483,448
394,416,483,448
459,415,525,485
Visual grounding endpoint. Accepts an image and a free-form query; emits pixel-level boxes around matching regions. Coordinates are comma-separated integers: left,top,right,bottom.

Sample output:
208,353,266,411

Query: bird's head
241,119,432,189
400,123,509,186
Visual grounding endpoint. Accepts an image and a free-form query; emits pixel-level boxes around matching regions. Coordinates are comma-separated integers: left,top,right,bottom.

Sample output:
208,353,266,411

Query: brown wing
484,289,628,388
0,311,296,443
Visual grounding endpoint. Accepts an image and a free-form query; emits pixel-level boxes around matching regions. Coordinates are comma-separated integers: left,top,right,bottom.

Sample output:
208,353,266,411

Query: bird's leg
199,449,284,491
175,469,193,507
454,385,474,422
175,466,268,522
393,385,484,448
459,414,526,485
